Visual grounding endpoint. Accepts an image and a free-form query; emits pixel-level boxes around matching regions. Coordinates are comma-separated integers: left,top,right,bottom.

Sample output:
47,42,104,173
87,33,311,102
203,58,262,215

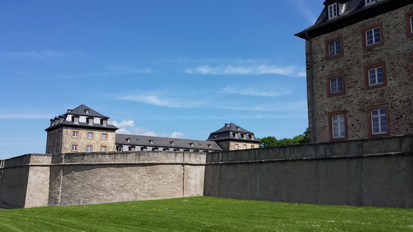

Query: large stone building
46,105,258,153
296,0,413,143
45,104,118,154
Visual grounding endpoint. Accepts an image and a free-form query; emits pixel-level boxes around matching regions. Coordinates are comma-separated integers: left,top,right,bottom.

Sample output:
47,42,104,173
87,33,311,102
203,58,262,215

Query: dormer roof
207,123,260,143
295,0,410,40
67,104,108,118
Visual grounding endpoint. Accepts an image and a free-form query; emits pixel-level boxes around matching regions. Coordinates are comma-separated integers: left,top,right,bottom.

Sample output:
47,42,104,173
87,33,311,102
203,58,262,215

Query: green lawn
0,197,412,231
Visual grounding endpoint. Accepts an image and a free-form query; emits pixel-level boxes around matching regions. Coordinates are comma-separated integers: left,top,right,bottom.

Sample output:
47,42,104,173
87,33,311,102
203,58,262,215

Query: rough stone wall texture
307,4,413,143
60,127,116,153
47,151,206,206
204,135,413,208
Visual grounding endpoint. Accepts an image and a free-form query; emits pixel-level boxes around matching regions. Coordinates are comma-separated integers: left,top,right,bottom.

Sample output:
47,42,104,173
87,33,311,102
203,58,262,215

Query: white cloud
220,85,289,97
112,120,185,138
185,64,305,77
0,50,68,60
0,113,53,119
119,92,202,108
59,66,152,79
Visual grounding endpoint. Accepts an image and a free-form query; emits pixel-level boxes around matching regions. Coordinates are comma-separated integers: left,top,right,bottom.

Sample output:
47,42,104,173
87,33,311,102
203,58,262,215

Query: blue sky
0,0,323,159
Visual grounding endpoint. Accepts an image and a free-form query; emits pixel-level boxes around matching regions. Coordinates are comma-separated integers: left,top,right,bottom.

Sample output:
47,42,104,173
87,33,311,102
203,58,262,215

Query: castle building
46,105,258,153
296,0,413,143
207,123,260,151
45,104,118,154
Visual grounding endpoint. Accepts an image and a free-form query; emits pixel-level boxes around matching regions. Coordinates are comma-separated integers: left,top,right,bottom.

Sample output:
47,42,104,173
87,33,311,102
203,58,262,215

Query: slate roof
45,104,118,132
116,134,223,151
295,0,410,39
207,123,260,143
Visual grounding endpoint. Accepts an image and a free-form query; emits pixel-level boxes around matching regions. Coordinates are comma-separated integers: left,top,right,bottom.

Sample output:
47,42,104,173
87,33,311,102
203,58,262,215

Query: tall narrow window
87,132,93,139
406,13,413,37
86,145,93,152
328,3,338,19
371,109,388,135
328,40,341,57
330,77,343,94
410,16,413,33
71,144,78,151
101,146,107,152
72,131,79,137
365,63,386,89
365,27,381,46
332,114,345,138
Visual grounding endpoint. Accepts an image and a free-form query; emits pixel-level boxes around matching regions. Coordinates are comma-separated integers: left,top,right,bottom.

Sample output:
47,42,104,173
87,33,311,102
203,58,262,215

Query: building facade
46,105,258,153
45,104,118,154
296,0,413,143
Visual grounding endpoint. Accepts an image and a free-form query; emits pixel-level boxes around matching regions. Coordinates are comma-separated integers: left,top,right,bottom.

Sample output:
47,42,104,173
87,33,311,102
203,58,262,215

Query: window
251,145,255,149
101,133,107,140
365,0,376,5
368,67,384,86
328,40,341,57
328,3,338,19
327,74,346,97
331,114,345,139
101,146,107,152
87,132,93,139
365,63,386,88
72,131,79,137
71,144,78,151
411,16,413,34
86,145,93,152
234,144,239,149
330,77,343,94
243,144,247,149
370,109,388,135
364,25,382,47
329,111,347,141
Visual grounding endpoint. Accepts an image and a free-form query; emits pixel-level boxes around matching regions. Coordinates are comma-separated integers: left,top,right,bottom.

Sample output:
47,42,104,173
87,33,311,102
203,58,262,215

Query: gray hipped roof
207,123,260,143
116,134,223,151
45,104,118,132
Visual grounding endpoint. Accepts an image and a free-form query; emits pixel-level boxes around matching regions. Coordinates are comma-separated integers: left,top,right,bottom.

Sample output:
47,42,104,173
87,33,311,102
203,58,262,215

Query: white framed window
328,3,338,19
72,131,79,137
371,109,387,135
101,133,107,140
332,114,345,138
87,132,93,139
101,146,107,152
71,144,78,151
243,144,247,149
365,27,381,46
330,77,344,94
368,67,384,86
234,144,239,149
251,145,255,149
86,145,93,152
328,40,341,57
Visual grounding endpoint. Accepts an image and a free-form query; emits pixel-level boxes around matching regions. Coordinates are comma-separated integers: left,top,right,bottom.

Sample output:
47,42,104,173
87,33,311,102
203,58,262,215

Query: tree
259,128,309,148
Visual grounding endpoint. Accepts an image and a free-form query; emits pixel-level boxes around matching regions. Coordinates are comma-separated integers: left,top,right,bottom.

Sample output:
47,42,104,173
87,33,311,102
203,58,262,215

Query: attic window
170,141,174,145
189,143,194,147
126,138,131,143
149,140,154,144
207,144,212,148
328,3,338,19
85,109,90,114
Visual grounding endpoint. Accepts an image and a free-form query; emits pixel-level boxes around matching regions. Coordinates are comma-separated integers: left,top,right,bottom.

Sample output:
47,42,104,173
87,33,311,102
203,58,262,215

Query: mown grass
0,197,412,231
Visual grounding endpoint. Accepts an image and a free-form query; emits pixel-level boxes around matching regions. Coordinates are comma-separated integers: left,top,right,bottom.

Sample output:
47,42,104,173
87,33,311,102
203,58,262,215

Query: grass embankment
0,197,412,231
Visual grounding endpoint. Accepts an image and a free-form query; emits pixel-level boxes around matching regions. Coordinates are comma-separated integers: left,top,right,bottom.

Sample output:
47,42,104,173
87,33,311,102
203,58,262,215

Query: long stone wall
0,135,412,208
0,151,206,208
204,135,413,208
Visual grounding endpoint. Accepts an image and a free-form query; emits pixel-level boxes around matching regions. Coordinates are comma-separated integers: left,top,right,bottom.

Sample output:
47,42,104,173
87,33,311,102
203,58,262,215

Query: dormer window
85,109,90,114
328,3,338,19
126,138,131,143
189,143,194,147
170,141,174,145
149,140,154,144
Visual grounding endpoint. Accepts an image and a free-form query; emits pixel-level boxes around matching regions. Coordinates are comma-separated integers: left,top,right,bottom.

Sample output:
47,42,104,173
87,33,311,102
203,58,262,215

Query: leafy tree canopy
259,128,309,148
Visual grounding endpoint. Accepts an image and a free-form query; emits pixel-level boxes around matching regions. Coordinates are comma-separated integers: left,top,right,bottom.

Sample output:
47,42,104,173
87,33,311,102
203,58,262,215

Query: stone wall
204,135,413,208
1,136,412,208
307,4,413,143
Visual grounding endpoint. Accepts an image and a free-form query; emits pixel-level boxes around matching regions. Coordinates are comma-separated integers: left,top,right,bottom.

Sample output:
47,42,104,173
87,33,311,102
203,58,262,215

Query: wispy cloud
219,85,289,97
118,92,202,108
59,66,152,79
0,113,53,119
185,64,305,77
0,50,76,60
290,0,319,25
112,119,185,138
